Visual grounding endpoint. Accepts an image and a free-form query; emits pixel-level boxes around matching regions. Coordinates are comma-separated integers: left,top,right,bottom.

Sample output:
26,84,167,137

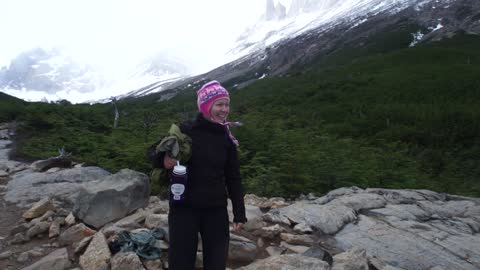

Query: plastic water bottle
170,161,187,203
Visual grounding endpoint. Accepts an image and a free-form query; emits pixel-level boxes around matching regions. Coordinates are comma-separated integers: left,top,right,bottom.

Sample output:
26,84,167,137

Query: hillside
3,32,479,198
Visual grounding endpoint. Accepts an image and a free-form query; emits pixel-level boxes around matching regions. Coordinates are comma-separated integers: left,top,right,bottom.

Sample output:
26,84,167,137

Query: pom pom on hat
197,80,230,120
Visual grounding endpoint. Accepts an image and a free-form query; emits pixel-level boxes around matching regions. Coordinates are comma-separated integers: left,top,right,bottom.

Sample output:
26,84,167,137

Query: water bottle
170,161,187,203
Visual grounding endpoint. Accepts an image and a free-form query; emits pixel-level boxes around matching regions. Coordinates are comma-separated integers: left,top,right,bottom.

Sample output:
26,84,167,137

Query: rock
229,234,257,263
10,232,29,244
280,241,310,253
111,251,145,270
49,218,63,238
228,200,263,223
26,221,50,238
263,202,356,234
242,217,267,232
30,157,72,172
153,240,169,250
5,167,111,207
280,233,315,246
79,232,111,270
253,224,285,239
303,246,333,265
58,223,96,246
332,248,369,270
293,222,313,234
142,258,164,270
22,198,55,219
369,204,429,221
257,237,265,248
0,250,13,259
74,236,93,255
20,248,71,270
145,214,168,229
0,170,7,177
64,212,76,226
238,254,330,270
46,167,62,173
335,214,479,270
30,209,55,224
330,193,387,211
10,223,30,235
73,169,150,229
266,246,286,256
17,251,31,263
115,208,148,227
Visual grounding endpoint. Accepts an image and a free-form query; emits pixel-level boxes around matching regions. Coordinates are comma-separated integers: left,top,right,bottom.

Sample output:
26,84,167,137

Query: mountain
126,0,479,100
0,48,190,103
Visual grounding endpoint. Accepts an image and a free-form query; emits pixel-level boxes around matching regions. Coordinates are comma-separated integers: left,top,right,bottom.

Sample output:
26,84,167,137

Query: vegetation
1,33,479,198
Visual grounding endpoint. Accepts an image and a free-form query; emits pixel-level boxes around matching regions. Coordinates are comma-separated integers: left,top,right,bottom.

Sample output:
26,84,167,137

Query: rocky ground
1,122,480,270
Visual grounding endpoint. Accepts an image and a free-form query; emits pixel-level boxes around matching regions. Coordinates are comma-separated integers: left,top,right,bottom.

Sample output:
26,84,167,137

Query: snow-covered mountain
0,48,189,103
1,0,479,103
138,0,479,102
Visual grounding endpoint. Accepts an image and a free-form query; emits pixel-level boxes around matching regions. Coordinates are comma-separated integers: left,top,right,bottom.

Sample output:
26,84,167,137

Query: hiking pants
168,206,230,270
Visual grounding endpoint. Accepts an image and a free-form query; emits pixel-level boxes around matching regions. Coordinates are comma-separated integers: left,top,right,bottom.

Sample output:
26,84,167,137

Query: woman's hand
232,223,244,232
163,154,177,169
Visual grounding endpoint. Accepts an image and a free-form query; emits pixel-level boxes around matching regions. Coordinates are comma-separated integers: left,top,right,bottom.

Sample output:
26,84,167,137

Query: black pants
168,206,229,270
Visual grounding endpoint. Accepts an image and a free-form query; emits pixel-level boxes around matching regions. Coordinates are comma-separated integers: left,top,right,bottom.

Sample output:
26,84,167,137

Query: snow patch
429,23,443,32
409,31,424,47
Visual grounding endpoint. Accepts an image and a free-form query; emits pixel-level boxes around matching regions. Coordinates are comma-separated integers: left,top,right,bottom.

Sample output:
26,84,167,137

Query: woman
153,80,247,270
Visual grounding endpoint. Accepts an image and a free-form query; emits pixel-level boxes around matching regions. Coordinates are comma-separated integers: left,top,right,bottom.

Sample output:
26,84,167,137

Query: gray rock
335,215,479,270
302,246,333,265
263,201,356,234
5,167,111,207
58,223,96,246
17,251,31,263
20,248,71,270
111,251,145,270
79,232,111,270
280,233,315,246
26,221,50,238
73,169,150,228
266,246,286,256
229,234,257,263
332,248,369,270
0,250,13,259
145,214,168,229
11,232,29,244
280,241,310,253
238,254,330,270
330,193,386,211
74,236,93,255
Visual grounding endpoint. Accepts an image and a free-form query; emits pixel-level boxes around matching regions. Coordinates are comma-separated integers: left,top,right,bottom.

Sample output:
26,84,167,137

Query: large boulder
335,215,480,270
73,169,150,229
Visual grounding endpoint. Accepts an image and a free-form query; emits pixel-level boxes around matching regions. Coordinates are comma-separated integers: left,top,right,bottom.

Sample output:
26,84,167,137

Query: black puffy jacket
149,113,247,223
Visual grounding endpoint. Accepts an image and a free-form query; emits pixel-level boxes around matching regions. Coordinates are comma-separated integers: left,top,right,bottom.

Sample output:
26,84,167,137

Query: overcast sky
0,0,265,74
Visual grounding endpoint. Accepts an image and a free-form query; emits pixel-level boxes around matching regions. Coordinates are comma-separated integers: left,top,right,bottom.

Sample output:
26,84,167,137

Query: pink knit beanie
197,80,230,120
196,80,240,146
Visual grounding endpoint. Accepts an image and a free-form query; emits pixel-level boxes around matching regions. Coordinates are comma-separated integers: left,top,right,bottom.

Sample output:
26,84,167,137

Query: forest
1,33,479,198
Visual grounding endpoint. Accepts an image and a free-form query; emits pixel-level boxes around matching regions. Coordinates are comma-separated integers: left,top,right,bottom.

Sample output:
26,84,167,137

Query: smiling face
209,98,230,123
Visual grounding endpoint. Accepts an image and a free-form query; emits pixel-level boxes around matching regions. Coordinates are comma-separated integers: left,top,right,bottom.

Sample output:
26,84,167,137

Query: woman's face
210,98,230,123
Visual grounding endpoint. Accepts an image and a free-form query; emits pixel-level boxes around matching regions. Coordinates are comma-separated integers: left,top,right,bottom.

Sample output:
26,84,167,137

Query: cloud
0,0,264,73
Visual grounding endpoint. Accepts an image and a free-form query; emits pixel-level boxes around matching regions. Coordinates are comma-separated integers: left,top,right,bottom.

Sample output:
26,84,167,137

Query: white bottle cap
173,161,186,175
